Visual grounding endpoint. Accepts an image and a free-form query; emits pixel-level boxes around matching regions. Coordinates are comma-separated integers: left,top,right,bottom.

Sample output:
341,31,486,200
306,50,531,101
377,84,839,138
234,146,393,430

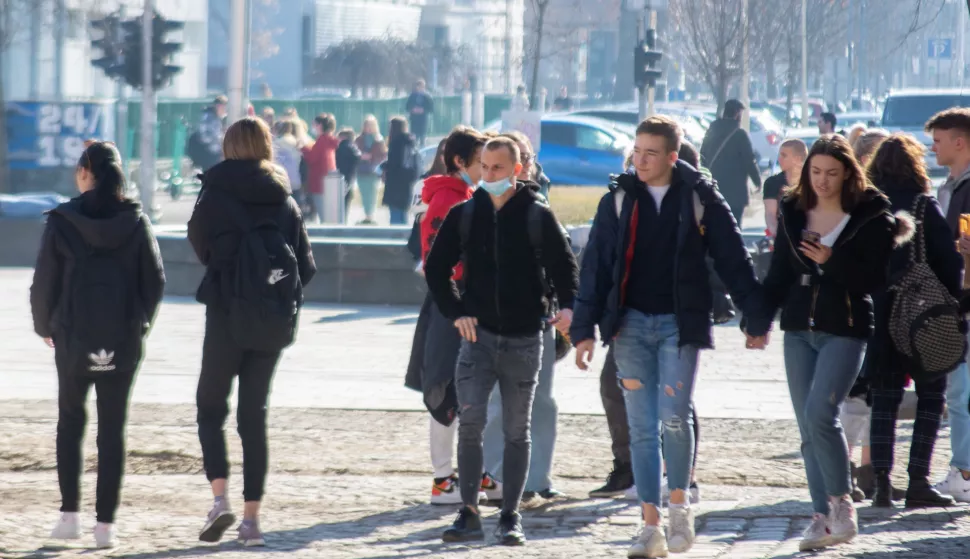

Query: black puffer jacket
863,183,964,379
746,189,910,339
188,159,316,309
30,191,165,338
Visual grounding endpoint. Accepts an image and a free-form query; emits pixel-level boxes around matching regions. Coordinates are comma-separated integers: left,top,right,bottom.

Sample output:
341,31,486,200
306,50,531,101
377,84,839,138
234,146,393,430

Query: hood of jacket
203,159,291,205
421,174,472,204
48,191,144,250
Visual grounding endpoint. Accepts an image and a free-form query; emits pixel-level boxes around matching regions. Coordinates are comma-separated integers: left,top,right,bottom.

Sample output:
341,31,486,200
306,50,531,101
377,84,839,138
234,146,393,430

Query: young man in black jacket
425,137,578,546
571,116,760,558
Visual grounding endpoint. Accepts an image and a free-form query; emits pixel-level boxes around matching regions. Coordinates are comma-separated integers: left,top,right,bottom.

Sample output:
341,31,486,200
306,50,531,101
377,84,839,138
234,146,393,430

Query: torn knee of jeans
621,378,644,391
664,384,676,397
663,415,686,432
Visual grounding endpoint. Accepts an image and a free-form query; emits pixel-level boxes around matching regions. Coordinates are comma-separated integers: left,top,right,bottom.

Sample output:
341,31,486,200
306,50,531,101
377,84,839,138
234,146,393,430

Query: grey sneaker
666,504,695,553
237,520,265,547
628,524,668,558
828,497,857,545
799,513,833,551
199,499,236,543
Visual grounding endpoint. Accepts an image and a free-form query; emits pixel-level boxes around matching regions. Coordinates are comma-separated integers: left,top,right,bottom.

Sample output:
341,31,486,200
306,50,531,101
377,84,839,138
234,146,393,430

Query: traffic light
151,15,184,89
634,29,663,90
90,15,123,78
117,11,184,90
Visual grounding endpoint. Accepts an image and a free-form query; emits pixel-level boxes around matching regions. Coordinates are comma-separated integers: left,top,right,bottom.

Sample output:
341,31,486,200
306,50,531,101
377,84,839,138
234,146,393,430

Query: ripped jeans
614,311,699,507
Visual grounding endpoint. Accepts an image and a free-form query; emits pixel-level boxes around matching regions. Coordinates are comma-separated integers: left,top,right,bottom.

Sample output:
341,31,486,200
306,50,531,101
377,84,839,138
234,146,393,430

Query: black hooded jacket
30,191,165,339
700,118,762,209
424,181,579,337
188,159,316,309
745,189,909,340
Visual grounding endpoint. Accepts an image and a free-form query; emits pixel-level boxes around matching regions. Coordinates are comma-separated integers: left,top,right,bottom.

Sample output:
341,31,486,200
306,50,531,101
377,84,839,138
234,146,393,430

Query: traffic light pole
647,9,657,119
116,6,128,179
140,0,157,221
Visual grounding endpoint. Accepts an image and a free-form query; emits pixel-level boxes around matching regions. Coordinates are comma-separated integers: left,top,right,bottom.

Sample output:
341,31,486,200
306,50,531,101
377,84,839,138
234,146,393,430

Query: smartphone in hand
801,230,821,245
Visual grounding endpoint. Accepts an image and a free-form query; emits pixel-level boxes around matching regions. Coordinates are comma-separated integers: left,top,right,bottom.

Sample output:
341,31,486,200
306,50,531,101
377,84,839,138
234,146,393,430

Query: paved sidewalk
0,269,791,420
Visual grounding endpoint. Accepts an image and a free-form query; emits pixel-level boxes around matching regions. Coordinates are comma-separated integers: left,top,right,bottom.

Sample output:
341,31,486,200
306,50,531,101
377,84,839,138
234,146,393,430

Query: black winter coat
30,191,165,339
745,189,906,339
383,133,419,211
700,118,762,210
188,159,316,309
425,183,579,337
863,184,964,381
570,162,760,348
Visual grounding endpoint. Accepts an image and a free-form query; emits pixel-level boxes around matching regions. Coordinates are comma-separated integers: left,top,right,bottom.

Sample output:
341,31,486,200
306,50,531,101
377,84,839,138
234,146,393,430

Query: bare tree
669,0,746,111
525,0,550,109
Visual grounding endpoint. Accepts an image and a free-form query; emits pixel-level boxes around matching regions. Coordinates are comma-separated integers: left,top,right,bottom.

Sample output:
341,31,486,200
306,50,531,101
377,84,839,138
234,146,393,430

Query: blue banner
6,101,114,170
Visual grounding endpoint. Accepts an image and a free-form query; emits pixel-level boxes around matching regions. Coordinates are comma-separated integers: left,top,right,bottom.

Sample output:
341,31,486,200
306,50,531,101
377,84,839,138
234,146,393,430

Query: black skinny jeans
56,348,137,524
197,308,282,502
602,345,699,472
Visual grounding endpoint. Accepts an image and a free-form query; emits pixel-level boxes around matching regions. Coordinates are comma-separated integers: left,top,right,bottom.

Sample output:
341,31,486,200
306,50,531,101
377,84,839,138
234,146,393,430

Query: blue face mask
479,177,512,196
459,171,475,186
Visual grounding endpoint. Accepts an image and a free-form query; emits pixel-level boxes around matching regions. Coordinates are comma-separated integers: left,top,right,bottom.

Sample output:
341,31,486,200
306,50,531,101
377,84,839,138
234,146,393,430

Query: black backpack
225,198,303,352
888,195,967,379
55,215,145,376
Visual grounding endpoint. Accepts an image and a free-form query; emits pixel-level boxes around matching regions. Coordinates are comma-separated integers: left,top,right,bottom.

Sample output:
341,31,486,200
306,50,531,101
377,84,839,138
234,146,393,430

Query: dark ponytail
77,141,126,210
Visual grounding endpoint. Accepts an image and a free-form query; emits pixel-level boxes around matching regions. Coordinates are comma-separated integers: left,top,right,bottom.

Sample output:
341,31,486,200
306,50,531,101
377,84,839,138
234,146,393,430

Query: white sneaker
94,522,117,549
431,474,464,505
934,467,970,503
50,512,81,540
666,503,695,553
628,524,668,558
799,513,832,551
481,472,503,502
828,498,858,546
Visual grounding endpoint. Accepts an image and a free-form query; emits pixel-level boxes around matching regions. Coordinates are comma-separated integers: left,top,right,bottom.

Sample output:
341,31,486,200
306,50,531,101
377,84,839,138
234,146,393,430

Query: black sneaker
589,460,633,498
496,511,526,546
442,507,484,543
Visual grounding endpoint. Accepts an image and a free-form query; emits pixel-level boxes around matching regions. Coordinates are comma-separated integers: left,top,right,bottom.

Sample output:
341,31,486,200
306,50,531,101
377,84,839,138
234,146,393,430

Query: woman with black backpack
863,133,964,509
188,117,316,547
30,141,165,549
383,116,419,225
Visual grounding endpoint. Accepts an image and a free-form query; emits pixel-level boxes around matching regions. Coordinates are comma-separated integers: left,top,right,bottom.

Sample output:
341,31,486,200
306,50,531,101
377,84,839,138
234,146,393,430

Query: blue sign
929,38,953,60
5,101,114,170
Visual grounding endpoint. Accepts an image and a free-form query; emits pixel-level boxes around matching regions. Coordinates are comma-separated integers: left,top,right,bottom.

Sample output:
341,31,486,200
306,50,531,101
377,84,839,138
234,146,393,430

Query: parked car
782,127,820,152
537,116,631,185
749,110,784,171
837,111,882,128
567,108,708,148
881,88,970,176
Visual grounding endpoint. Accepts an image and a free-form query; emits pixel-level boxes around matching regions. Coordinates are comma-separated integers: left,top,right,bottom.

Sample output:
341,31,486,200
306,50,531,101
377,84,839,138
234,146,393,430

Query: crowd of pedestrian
24,95,970,558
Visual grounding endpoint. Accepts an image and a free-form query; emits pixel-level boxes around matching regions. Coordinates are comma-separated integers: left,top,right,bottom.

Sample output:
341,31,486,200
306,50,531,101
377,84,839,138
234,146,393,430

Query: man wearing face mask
425,137,579,546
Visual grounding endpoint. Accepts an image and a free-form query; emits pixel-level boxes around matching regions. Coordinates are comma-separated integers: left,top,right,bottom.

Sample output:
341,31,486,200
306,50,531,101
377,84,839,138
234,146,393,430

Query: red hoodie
421,175,473,280
301,135,340,195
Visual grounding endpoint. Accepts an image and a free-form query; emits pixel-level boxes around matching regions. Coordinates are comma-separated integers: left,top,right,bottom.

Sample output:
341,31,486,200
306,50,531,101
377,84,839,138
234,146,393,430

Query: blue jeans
455,328,542,513
947,362,970,472
613,311,698,507
390,208,408,225
482,327,557,491
784,331,865,514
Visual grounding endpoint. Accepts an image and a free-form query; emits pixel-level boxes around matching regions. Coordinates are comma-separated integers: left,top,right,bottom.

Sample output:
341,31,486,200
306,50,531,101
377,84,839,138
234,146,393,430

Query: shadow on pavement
314,309,418,325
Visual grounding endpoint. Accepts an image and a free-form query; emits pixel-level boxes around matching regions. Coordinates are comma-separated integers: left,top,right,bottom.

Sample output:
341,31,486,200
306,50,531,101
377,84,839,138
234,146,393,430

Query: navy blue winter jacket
570,161,761,349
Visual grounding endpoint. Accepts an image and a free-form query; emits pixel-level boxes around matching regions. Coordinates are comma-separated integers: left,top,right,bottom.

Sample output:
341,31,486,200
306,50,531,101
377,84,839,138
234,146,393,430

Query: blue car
537,116,631,186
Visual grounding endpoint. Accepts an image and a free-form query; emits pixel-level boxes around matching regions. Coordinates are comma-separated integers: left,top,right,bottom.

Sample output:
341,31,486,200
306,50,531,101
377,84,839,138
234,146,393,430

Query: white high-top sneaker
94,522,117,549
50,512,82,540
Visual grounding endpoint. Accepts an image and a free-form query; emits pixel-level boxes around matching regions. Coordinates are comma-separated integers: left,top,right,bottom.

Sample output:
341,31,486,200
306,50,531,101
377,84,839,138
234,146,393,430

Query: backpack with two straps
53,214,146,376
224,197,303,352
888,194,966,379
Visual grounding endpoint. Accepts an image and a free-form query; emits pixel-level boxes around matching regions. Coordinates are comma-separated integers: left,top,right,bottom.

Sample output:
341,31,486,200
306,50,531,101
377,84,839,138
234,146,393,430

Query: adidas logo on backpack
88,349,117,372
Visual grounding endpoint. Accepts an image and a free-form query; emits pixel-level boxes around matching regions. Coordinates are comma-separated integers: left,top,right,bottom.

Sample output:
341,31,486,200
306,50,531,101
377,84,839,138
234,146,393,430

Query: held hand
43,337,54,348
549,308,573,334
744,331,770,350
454,317,478,342
800,241,832,264
575,339,595,371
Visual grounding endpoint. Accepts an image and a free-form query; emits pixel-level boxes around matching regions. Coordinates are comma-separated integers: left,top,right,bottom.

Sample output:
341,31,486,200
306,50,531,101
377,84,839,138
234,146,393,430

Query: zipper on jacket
809,285,819,330
845,292,853,327
494,209,501,329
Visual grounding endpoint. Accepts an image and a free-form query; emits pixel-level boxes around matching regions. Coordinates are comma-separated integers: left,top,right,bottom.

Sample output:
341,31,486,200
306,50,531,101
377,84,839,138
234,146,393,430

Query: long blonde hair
361,114,383,141
224,117,274,161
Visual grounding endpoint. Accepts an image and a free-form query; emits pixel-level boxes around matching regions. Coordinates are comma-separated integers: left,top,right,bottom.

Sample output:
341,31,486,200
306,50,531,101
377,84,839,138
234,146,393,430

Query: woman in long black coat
864,133,964,508
382,116,420,225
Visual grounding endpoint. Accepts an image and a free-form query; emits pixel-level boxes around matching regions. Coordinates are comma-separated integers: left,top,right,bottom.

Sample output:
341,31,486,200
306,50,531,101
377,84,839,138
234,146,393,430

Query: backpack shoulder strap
708,128,740,168
614,189,625,218
459,198,474,250
692,189,706,235
912,194,929,264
